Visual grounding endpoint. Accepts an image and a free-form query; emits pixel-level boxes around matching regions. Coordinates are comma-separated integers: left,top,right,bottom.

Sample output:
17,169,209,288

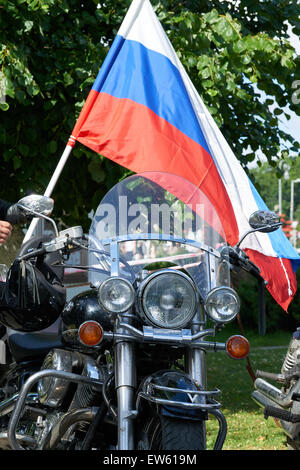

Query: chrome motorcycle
252,329,300,450
0,171,281,450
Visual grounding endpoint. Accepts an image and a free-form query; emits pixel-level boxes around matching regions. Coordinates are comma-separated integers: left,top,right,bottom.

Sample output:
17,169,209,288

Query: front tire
137,414,205,450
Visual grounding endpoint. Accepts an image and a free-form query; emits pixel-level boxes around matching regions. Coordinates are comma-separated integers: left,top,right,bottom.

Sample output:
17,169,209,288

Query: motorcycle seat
6,319,63,363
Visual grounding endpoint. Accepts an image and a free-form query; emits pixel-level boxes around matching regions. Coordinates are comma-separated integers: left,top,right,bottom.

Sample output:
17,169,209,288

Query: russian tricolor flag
69,0,300,311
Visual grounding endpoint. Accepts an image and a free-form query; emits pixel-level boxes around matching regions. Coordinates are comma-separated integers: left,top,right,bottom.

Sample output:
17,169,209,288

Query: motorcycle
252,329,300,450
0,171,281,451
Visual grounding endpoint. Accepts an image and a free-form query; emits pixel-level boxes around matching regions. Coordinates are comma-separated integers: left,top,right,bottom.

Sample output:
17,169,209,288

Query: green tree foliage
0,0,126,229
235,268,300,332
251,156,300,246
0,0,299,228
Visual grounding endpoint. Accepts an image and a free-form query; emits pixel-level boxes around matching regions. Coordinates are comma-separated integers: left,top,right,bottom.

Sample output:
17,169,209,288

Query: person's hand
0,221,12,244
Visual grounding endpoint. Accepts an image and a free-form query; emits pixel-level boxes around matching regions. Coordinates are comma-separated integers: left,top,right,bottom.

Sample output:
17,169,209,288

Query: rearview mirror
236,210,281,248
17,195,58,237
17,195,54,217
248,210,281,233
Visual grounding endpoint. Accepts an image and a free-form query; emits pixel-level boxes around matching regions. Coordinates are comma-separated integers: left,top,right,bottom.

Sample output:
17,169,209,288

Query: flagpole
22,144,74,243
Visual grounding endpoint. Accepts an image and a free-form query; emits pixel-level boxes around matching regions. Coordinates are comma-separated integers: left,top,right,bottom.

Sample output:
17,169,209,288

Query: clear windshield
88,172,230,300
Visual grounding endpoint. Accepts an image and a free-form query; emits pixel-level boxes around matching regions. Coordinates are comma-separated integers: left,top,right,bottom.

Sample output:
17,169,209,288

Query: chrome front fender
136,369,221,416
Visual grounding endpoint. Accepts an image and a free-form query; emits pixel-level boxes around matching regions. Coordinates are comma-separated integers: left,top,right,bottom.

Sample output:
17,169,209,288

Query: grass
203,323,292,450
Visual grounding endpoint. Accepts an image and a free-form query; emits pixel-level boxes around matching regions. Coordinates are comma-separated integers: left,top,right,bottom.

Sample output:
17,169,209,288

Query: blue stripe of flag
92,35,210,154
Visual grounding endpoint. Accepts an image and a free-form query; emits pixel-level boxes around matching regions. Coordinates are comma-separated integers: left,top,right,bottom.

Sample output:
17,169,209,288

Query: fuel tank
61,289,114,347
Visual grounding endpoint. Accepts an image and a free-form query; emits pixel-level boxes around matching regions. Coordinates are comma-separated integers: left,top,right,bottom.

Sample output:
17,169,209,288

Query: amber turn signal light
226,335,250,360
79,320,104,346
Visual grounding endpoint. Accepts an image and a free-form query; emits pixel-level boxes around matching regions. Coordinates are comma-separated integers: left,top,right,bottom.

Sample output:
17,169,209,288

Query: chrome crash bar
7,369,103,451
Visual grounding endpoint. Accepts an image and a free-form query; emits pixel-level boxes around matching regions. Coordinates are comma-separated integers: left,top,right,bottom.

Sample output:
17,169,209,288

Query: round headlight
138,270,197,329
205,287,240,324
98,277,135,313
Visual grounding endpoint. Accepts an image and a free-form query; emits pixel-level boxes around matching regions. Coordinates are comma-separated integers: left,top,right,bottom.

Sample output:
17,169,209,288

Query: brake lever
221,246,261,278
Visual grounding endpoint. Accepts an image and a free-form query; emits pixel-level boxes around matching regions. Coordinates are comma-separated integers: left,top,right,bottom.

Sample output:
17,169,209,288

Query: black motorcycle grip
264,405,300,423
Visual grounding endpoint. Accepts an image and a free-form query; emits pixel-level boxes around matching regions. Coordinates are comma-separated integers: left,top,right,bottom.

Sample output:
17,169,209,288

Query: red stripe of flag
74,91,239,246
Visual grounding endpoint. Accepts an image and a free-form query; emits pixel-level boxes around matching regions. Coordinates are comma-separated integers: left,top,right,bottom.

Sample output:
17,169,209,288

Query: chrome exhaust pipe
252,389,285,410
40,407,96,449
254,378,295,408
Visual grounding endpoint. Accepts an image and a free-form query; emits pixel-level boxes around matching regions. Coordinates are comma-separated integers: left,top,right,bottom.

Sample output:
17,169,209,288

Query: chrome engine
36,349,108,450
0,349,108,450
